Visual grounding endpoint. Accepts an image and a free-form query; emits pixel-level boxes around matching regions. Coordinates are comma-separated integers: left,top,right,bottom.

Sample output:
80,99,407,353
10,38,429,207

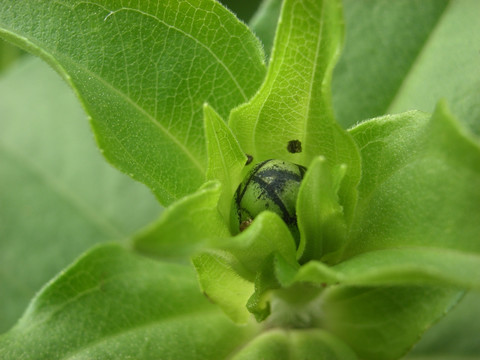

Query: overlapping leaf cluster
1,0,479,359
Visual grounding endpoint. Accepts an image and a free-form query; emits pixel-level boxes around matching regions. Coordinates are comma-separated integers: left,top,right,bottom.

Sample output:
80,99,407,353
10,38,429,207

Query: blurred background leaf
332,0,480,137
0,57,162,333
406,292,480,359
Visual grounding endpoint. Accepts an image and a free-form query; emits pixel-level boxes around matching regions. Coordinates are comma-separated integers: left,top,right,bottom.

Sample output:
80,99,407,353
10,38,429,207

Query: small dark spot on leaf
240,218,253,232
287,140,302,153
203,291,215,303
245,154,253,165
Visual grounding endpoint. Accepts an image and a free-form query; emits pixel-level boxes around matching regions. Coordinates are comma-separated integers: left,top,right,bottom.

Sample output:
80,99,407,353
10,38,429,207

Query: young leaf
192,250,255,324
0,57,161,333
221,211,297,277
0,0,266,205
133,181,228,261
231,328,358,360
332,0,450,128
192,211,297,322
345,102,480,258
285,247,480,290
204,104,247,220
229,0,361,223
322,285,463,360
296,156,347,263
0,244,259,359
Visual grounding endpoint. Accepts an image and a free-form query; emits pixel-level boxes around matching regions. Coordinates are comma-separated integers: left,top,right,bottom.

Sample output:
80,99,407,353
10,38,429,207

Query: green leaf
297,156,347,263
388,0,480,138
0,38,23,72
0,244,259,359
333,248,480,289
192,250,255,324
333,0,480,136
231,328,358,360
249,0,283,59
133,181,228,261
230,0,360,224
321,286,463,360
345,102,480,258
220,211,297,277
0,57,161,333
0,0,266,205
407,292,480,359
286,248,480,290
204,104,247,221
192,211,297,322
332,0,450,128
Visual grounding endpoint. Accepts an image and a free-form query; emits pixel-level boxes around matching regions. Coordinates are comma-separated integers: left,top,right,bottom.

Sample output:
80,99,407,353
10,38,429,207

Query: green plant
1,0,479,359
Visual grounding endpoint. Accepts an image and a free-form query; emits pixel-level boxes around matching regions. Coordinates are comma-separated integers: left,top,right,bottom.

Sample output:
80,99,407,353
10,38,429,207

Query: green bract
232,159,306,238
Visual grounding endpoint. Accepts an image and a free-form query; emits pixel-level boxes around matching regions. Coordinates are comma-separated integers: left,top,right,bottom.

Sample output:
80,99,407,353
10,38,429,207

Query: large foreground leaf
0,57,161,333
345,102,480,258
0,0,266,205
406,292,480,359
0,244,259,359
231,329,358,360
322,286,462,360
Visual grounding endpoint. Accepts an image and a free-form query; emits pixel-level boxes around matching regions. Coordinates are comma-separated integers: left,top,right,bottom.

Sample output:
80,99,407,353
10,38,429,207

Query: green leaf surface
220,211,297,278
286,247,480,290
231,328,358,360
249,0,283,59
389,0,480,138
204,104,246,220
0,57,161,333
297,156,347,263
322,285,463,360
230,0,360,224
333,0,480,135
332,0,450,128
406,292,480,359
0,244,259,359
192,211,297,322
0,0,266,205
345,102,480,258
192,250,255,324
133,181,228,261
0,38,23,72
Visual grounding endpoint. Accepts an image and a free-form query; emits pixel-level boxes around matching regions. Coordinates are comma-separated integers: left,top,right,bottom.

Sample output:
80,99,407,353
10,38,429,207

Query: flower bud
233,159,306,239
